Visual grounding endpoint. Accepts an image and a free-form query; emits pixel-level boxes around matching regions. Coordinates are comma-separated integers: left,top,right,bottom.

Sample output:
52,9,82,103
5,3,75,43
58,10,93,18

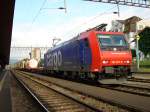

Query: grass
138,68,150,72
139,60,150,72
132,59,150,72
140,60,150,68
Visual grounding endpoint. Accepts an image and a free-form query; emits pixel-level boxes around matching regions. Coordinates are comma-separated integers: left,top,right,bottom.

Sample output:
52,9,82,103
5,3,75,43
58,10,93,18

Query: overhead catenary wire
31,0,67,24
31,0,47,24
62,6,118,38
22,0,47,47
22,0,67,48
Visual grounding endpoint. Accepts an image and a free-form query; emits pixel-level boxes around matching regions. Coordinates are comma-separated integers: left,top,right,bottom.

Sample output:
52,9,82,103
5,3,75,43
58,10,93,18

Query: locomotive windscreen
97,34,129,51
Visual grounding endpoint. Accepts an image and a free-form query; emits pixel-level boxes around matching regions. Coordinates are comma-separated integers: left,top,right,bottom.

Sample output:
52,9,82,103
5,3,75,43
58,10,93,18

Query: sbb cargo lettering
47,51,62,67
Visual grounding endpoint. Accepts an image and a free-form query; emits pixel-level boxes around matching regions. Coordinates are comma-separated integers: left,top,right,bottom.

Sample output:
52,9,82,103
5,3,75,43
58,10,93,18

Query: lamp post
136,34,140,70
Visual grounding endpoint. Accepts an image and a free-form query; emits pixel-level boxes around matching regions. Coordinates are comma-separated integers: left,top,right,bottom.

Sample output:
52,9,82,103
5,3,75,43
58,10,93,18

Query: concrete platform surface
0,70,12,112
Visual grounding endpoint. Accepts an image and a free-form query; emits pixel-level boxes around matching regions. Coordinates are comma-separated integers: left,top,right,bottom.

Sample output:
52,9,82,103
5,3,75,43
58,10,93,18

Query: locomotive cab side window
84,38,89,47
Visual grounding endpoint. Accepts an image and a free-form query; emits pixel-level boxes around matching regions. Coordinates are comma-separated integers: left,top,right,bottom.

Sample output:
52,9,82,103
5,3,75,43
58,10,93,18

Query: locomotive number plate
105,67,114,73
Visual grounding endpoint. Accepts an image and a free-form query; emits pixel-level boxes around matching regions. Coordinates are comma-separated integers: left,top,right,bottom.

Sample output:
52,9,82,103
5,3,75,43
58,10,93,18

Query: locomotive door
79,38,91,71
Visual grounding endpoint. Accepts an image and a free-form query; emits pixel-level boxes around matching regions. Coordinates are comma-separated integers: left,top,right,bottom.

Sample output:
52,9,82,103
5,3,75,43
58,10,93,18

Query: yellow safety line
0,72,8,92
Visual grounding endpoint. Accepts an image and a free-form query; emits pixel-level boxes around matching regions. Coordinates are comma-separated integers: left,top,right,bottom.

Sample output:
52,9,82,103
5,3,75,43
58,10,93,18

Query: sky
11,0,150,47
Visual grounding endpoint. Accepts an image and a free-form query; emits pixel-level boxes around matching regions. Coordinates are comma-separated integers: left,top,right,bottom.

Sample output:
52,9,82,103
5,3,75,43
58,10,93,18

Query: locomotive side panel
61,40,80,71
44,39,81,71
79,38,92,72
44,38,92,72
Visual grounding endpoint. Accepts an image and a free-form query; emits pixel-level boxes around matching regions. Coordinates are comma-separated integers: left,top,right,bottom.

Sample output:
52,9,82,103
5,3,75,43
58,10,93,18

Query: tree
139,27,150,57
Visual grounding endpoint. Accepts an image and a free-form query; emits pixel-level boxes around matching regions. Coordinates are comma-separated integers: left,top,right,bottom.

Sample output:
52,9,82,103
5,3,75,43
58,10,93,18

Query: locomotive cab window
97,34,128,47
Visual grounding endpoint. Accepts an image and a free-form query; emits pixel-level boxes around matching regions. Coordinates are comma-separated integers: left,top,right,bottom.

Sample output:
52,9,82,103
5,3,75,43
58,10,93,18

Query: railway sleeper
46,100,70,104
50,108,86,112
52,105,83,111
47,102,75,107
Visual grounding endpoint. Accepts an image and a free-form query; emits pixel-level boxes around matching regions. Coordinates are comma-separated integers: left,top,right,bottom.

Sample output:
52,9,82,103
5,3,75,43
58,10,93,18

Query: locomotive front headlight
124,60,130,64
102,60,109,64
112,61,115,64
126,60,130,64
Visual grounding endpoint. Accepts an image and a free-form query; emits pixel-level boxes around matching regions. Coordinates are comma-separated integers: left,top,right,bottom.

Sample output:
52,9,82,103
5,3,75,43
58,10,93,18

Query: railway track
106,83,150,97
12,70,129,112
12,72,95,112
18,70,150,97
11,72,45,112
12,73,50,112
128,78,150,83
13,70,150,112
12,70,130,112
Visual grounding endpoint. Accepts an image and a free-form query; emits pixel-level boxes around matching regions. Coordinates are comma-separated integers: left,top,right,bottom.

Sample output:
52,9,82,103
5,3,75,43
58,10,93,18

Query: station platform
0,70,12,112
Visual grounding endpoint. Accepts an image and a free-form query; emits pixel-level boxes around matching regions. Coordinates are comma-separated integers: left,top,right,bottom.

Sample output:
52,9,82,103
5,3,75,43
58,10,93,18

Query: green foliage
139,27,150,56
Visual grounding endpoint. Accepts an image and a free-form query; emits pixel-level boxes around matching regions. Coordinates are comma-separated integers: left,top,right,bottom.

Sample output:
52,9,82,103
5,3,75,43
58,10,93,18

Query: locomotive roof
46,35,79,53
46,31,124,54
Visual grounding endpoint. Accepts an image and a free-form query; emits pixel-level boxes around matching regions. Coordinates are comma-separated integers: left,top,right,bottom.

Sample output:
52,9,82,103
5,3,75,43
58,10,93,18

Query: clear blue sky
12,0,150,47
14,0,116,24
10,0,150,62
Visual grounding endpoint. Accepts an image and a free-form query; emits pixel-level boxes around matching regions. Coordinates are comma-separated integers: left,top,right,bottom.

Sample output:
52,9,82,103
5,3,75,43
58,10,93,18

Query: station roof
0,0,15,68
